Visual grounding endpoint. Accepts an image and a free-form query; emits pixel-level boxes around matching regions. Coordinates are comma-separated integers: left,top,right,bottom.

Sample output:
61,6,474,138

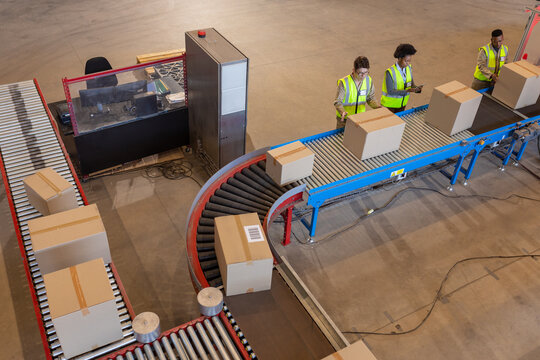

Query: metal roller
205,202,254,216
200,260,218,271
241,167,285,196
211,316,242,360
197,225,215,234
195,322,220,360
187,325,209,360
199,217,215,226
227,177,276,203
170,332,189,360
249,164,286,192
143,344,156,360
196,234,215,243
152,340,167,360
214,188,269,211
233,172,280,200
203,318,231,360
179,329,199,360
209,195,267,215
217,184,273,207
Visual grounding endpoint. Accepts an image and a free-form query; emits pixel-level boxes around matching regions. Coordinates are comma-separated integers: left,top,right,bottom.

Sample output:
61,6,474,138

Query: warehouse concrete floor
0,0,539,359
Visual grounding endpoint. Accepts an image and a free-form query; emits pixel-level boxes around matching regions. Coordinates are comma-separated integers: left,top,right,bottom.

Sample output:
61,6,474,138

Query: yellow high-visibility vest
474,44,508,81
336,74,371,118
381,64,412,108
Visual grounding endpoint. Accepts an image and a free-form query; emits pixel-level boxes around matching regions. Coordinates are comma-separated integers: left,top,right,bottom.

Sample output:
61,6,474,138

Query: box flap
267,141,313,166
505,60,540,78
44,258,114,319
434,80,481,103
215,213,273,264
29,204,105,251
348,107,405,132
23,167,73,200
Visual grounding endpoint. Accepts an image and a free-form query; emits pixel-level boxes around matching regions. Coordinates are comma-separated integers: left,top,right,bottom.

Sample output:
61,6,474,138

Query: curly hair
491,29,503,37
353,56,370,70
393,44,417,59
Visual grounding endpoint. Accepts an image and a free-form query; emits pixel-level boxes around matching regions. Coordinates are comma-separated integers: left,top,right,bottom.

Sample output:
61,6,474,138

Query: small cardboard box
492,60,540,109
23,167,78,216
28,204,112,275
43,258,123,358
266,141,314,186
214,213,273,296
343,107,405,160
425,80,482,136
321,340,377,360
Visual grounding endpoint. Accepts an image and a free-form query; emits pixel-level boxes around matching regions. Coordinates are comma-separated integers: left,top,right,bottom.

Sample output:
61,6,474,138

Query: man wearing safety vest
381,44,423,113
334,56,381,129
472,29,508,90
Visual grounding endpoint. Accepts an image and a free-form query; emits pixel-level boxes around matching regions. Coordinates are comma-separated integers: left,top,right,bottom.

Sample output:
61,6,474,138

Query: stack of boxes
24,168,123,359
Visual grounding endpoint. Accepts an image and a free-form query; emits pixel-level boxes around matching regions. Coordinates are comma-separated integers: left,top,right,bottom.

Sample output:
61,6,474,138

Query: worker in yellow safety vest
334,56,381,129
381,44,423,114
472,29,509,90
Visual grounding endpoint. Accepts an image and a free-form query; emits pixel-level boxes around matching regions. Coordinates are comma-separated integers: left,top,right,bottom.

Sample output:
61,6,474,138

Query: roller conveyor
0,80,136,360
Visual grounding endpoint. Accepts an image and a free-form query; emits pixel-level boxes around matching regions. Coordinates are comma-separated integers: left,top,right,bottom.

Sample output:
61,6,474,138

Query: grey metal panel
186,28,247,65
219,111,246,166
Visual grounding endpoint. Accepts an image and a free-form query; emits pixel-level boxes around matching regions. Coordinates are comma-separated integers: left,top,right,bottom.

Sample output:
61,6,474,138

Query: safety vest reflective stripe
336,75,371,117
380,64,412,108
474,44,508,81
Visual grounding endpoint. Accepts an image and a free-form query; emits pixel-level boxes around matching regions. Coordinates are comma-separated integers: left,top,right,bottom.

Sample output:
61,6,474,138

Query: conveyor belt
105,306,255,360
0,80,136,359
298,108,473,190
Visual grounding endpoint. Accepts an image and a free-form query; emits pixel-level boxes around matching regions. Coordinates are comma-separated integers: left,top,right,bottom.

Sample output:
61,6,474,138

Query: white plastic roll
197,287,224,316
133,312,161,344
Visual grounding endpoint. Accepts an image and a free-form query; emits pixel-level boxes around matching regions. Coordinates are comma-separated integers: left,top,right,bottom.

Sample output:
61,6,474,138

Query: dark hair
491,29,503,37
353,56,370,70
393,44,417,59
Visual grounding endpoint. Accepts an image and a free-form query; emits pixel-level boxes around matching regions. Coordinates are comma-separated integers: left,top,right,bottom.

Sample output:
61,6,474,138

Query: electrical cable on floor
342,253,540,337
142,159,204,187
291,187,540,246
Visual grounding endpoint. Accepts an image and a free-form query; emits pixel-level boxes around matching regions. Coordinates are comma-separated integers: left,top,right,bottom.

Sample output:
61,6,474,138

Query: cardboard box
266,141,314,185
23,167,78,216
214,213,273,296
43,258,123,358
424,80,482,136
321,340,378,360
28,204,112,275
492,60,540,109
343,107,405,160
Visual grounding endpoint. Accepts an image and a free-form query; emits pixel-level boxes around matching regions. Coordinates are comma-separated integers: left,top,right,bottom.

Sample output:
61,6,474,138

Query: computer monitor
115,80,148,102
79,86,116,107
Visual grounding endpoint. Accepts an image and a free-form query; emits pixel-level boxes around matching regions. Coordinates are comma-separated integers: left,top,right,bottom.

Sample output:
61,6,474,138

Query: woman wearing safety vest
471,29,508,90
381,44,423,113
334,56,381,129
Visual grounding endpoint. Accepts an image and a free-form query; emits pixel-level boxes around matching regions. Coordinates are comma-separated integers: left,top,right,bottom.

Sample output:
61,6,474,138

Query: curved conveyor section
186,148,300,290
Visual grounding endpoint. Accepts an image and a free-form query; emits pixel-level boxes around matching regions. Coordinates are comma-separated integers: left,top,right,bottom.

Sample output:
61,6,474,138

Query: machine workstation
0,3,539,360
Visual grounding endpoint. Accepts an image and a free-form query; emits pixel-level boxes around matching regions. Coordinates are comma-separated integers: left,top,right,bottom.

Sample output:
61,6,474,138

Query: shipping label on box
214,213,273,296
23,167,79,216
425,80,482,136
343,107,405,160
43,258,123,359
492,60,540,109
28,204,112,275
266,141,314,186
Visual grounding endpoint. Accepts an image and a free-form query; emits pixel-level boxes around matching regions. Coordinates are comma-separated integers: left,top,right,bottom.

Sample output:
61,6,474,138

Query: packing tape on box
69,266,90,316
31,215,101,235
332,352,345,360
272,145,308,165
351,113,395,127
444,86,469,98
36,171,62,193
133,312,161,344
513,62,540,77
197,287,224,316
234,216,253,265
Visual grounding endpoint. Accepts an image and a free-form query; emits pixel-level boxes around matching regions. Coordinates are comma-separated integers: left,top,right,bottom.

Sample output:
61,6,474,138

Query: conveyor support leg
308,205,320,241
281,206,293,246
464,149,481,182
514,140,528,162
502,138,517,167
450,154,466,186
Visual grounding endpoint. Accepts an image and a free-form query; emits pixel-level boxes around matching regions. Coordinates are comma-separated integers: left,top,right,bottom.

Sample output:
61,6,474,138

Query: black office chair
85,56,118,89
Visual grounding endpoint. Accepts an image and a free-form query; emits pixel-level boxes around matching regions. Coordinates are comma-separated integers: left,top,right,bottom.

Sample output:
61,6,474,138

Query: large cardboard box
266,141,314,185
343,107,405,160
43,258,123,358
321,340,377,360
23,167,78,216
424,80,482,136
214,213,273,296
28,204,112,275
492,60,540,109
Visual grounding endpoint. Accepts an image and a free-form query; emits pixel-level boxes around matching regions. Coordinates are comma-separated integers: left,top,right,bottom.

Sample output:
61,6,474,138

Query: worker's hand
341,111,348,121
491,74,498,83
407,87,417,93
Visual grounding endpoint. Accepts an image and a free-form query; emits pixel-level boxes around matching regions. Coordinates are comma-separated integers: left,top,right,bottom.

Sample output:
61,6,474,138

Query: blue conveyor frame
271,103,540,239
